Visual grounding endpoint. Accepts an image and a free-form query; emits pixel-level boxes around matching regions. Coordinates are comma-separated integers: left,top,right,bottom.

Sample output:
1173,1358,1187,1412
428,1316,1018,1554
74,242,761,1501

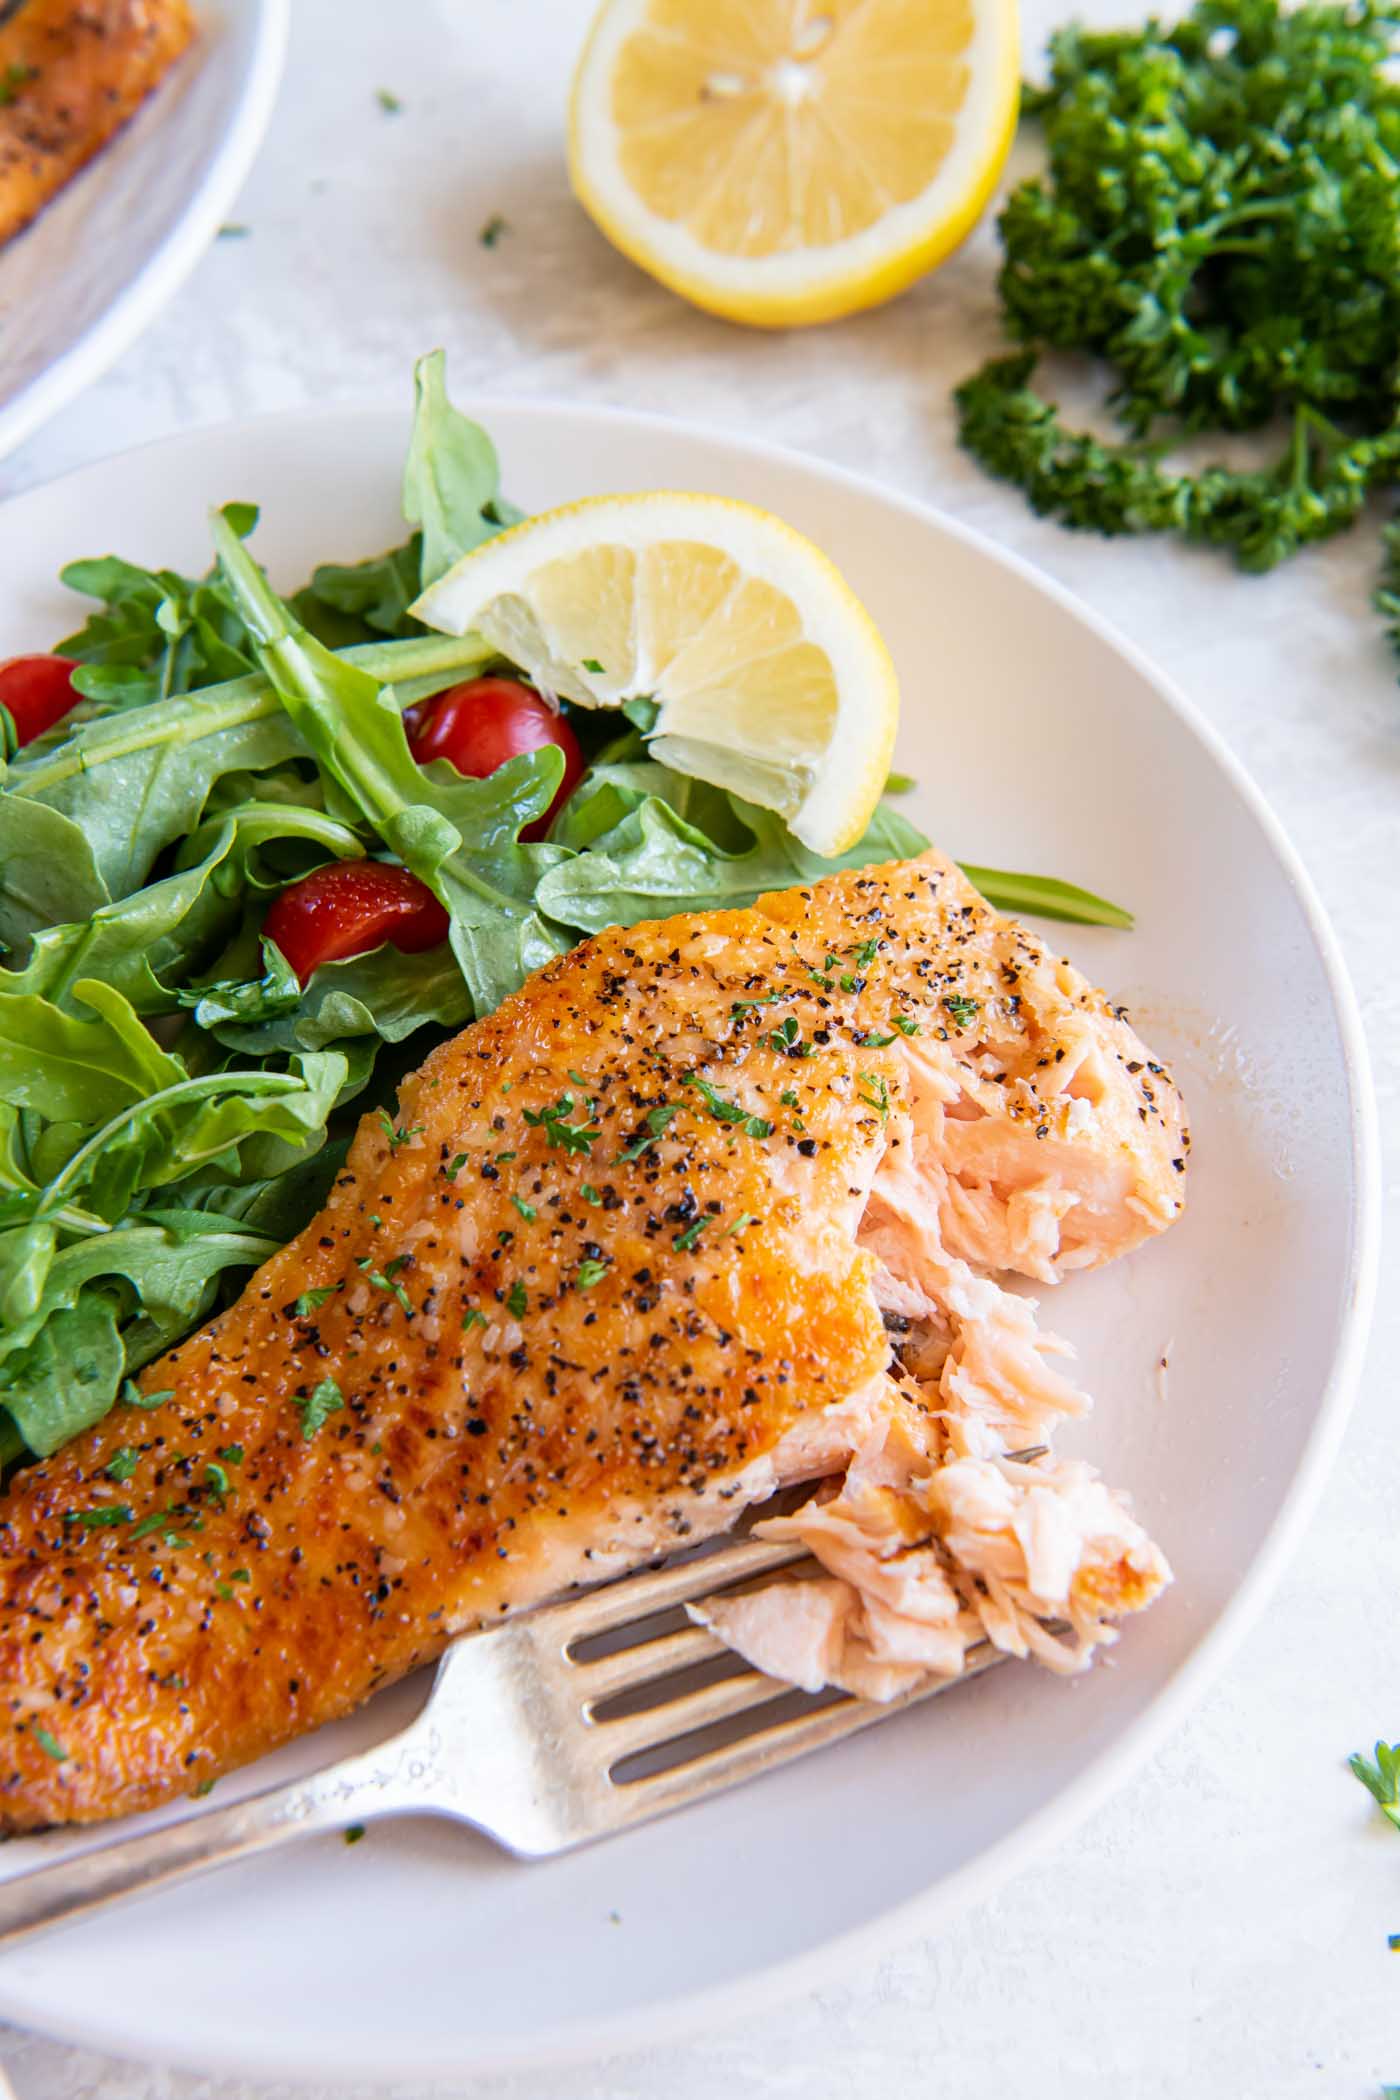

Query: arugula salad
0,354,1126,1473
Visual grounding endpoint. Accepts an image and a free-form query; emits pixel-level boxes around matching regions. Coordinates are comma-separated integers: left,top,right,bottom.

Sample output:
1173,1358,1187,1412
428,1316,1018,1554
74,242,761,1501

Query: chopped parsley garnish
32,1726,66,1762
294,1379,345,1440
378,1110,423,1150
231,1568,251,1583
0,64,37,107
130,1509,174,1542
294,1283,340,1318
857,1073,891,1123
732,992,784,1018
618,1102,679,1162
376,88,402,113
480,213,509,247
780,1089,799,1108
943,995,980,1029
681,1072,773,1139
854,1030,896,1048
894,1015,920,1036
768,1016,810,1057
345,1823,367,1844
524,1094,600,1156
809,967,834,991
581,659,605,675
443,1152,469,1183
204,1462,232,1501
673,1216,711,1253
66,1504,133,1530
719,1212,759,1238
512,1194,537,1221
121,1380,173,1410
105,1448,138,1482
356,1257,414,1315
217,1444,244,1465
506,1280,528,1318
852,939,880,967
575,1257,611,1289
581,1183,602,1206
463,1307,488,1331
1351,1741,1400,1830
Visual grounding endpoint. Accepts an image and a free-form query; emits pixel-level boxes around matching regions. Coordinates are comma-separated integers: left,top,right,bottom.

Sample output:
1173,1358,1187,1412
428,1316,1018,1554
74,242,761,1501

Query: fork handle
0,1722,430,1948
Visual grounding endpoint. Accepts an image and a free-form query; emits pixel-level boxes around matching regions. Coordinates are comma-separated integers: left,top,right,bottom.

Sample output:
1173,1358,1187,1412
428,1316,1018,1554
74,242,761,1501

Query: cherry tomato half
0,655,81,747
404,676,584,840
264,861,450,987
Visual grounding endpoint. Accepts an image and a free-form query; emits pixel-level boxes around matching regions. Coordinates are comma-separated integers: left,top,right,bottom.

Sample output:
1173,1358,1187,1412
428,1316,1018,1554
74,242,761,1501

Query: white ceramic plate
0,0,287,462
0,402,1378,2082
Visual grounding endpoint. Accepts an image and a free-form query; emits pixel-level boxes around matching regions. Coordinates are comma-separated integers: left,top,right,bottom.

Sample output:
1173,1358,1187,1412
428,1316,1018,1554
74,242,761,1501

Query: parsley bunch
956,0,1400,575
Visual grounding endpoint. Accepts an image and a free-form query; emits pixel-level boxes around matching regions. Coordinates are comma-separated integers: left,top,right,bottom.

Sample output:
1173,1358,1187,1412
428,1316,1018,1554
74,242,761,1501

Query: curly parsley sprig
957,0,1400,582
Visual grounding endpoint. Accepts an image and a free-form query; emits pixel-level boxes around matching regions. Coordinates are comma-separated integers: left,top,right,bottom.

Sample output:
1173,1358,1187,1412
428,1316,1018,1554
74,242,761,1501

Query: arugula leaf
176,937,303,1029
959,865,1134,930
0,977,184,1123
31,1050,346,1223
0,1291,124,1460
0,803,363,1020
211,511,570,1014
295,537,425,645
199,940,472,1059
403,350,523,589
4,633,493,904
0,796,111,957
56,545,259,710
537,791,928,934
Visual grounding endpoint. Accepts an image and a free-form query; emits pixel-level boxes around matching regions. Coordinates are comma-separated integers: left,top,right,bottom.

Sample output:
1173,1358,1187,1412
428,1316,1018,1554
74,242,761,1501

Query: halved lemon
410,492,899,856
567,0,1019,329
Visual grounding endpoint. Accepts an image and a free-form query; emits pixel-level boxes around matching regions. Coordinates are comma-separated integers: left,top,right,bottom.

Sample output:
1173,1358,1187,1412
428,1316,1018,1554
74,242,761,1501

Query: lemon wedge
410,492,900,856
567,0,1019,328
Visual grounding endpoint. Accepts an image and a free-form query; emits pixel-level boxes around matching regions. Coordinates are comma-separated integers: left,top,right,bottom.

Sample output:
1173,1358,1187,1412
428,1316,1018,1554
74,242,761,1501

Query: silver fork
0,1534,1002,1947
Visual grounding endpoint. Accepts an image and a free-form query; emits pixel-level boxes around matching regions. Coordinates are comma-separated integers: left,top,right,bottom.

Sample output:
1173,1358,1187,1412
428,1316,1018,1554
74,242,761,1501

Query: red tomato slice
264,862,450,987
404,675,585,839
0,655,81,747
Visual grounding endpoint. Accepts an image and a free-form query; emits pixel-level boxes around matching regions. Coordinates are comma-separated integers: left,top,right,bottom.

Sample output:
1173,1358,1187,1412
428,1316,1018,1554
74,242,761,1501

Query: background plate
0,0,288,462
0,400,1378,2082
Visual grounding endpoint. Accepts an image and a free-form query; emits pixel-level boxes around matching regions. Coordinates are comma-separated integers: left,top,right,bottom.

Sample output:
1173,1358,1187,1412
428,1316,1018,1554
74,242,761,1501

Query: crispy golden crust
0,854,1185,1828
0,0,196,248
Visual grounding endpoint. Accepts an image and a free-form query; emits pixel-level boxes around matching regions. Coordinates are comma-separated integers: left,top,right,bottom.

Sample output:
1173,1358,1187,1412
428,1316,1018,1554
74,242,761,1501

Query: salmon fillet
0,851,1186,1830
0,0,196,250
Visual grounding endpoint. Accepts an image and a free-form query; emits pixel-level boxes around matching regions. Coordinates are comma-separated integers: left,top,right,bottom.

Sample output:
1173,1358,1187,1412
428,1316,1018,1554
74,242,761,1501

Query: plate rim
0,393,1379,2084
0,0,290,464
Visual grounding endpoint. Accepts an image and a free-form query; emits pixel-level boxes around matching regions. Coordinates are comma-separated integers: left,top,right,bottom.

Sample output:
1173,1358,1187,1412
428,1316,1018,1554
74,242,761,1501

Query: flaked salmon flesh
0,851,1185,1829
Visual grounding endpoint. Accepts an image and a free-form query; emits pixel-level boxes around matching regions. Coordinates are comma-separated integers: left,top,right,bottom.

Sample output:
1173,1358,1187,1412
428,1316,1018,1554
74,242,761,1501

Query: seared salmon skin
0,0,196,250
0,853,1185,1829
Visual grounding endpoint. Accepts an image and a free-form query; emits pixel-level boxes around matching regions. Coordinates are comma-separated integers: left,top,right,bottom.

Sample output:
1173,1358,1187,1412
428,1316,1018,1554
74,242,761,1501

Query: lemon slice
410,492,899,856
567,0,1019,328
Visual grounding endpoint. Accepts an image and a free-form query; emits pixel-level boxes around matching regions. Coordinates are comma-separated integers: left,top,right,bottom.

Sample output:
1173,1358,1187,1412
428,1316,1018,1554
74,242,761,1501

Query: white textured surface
0,0,1396,2094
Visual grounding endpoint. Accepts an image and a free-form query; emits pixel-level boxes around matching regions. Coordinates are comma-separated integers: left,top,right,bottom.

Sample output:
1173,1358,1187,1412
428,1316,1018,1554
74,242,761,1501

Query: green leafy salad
0,353,1126,1473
